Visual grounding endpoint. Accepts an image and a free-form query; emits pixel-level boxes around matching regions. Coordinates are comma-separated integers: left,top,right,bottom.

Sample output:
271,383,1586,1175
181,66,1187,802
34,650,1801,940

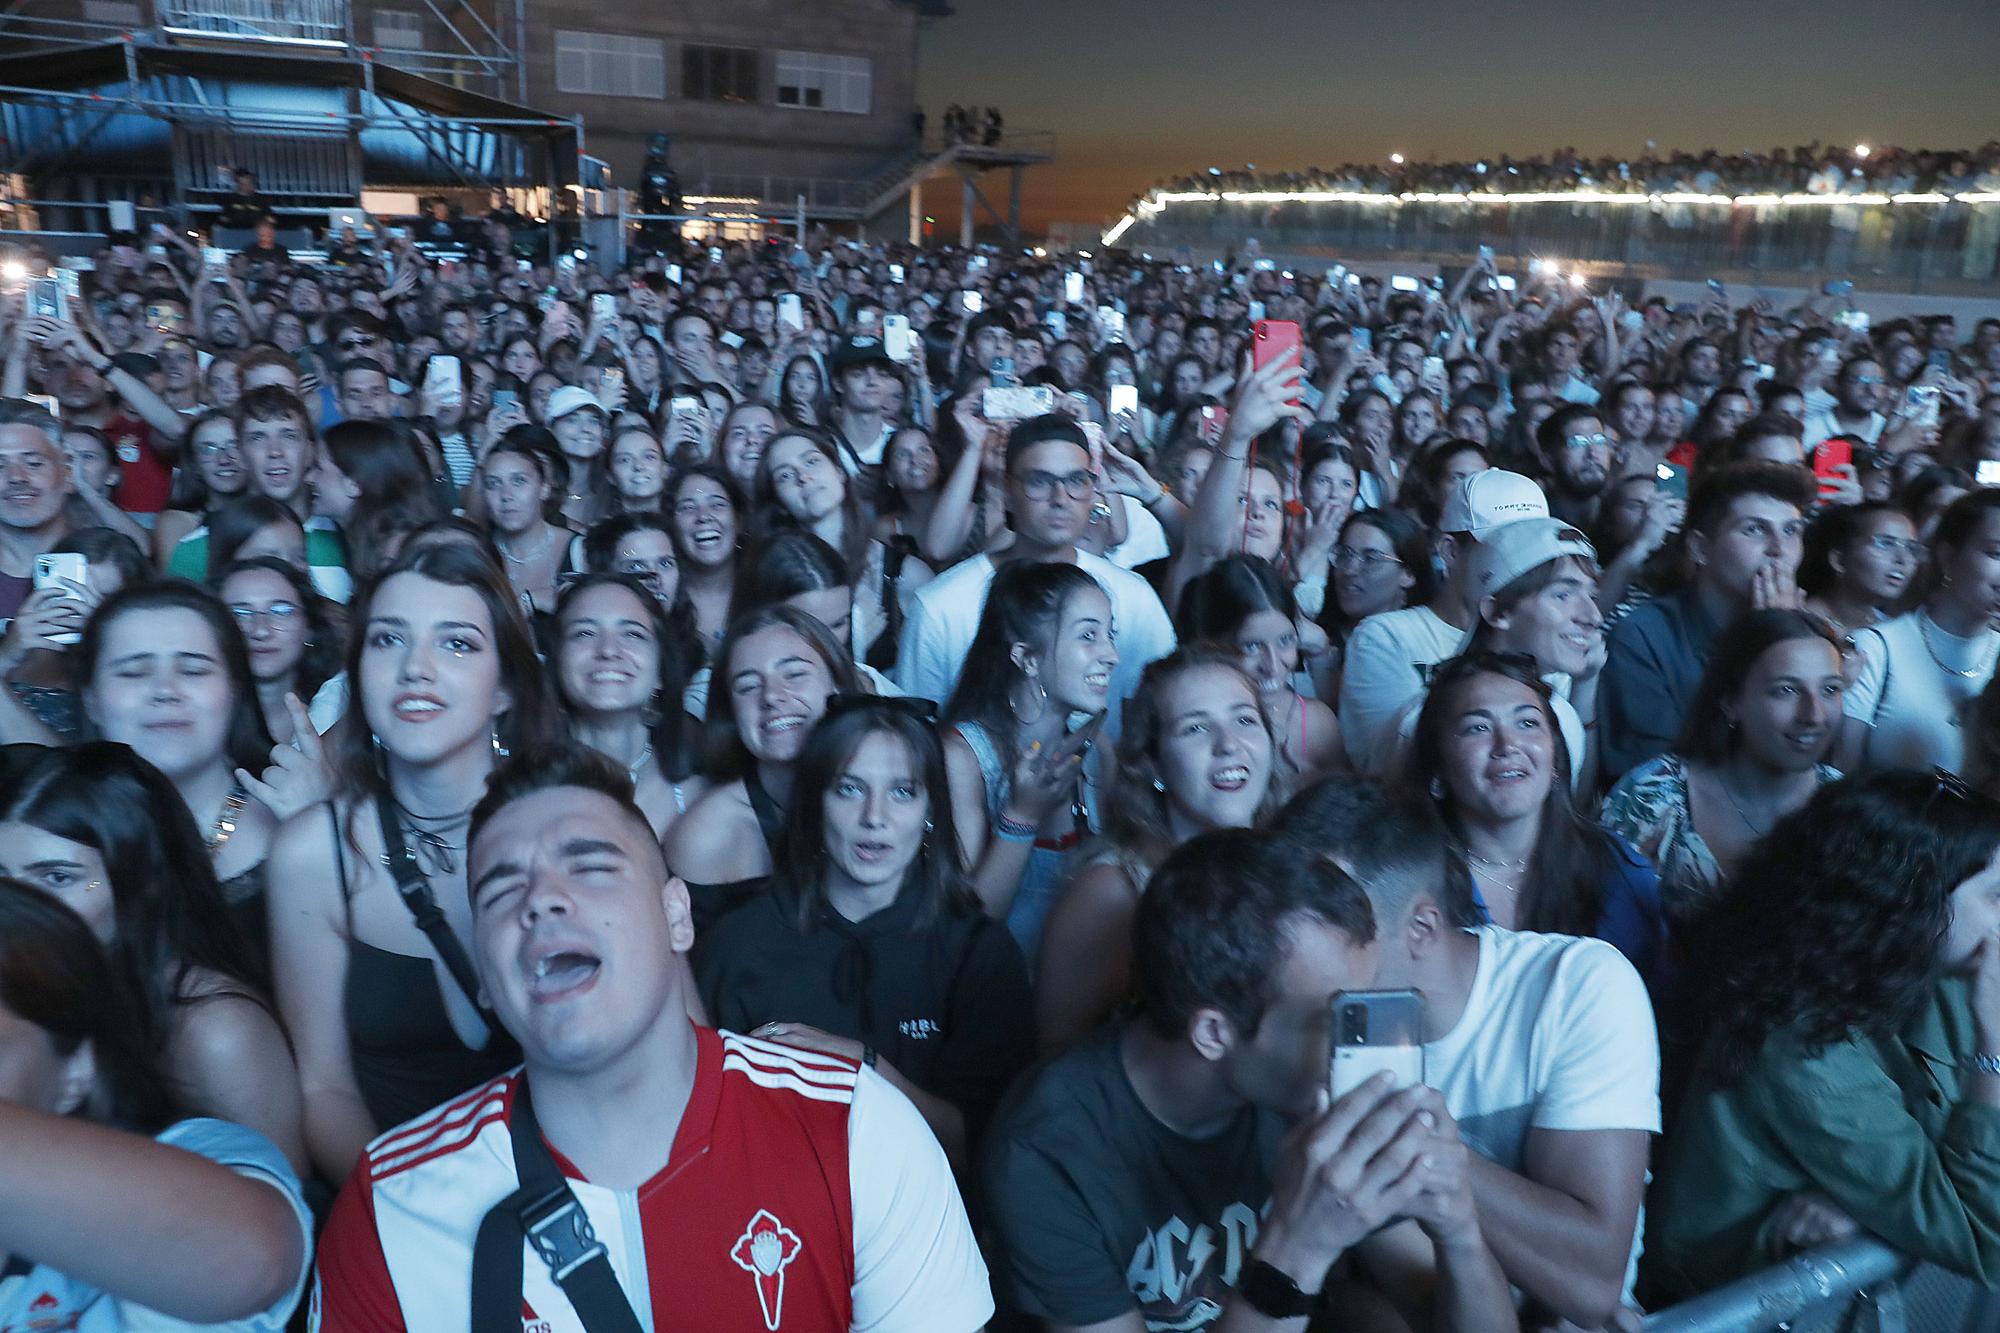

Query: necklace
1715,771,1775,836
205,784,250,856
1918,610,2000,680
1463,846,1528,895
626,742,654,785
392,799,474,877
498,525,556,566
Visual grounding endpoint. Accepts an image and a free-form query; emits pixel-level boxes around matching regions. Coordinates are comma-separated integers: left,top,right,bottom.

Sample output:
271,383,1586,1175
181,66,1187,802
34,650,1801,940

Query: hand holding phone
30,552,91,646
1328,989,1425,1101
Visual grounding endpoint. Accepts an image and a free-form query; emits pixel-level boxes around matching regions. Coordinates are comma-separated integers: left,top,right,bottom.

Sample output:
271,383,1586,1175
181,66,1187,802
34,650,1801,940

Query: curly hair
1694,771,2000,1081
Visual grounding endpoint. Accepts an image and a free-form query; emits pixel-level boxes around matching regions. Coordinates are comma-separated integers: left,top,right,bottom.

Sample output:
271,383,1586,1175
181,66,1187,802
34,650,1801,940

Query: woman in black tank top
267,542,558,1185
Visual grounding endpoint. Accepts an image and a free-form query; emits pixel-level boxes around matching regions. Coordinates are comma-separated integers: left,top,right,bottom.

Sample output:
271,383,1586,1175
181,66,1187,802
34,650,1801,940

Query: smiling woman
264,542,555,1183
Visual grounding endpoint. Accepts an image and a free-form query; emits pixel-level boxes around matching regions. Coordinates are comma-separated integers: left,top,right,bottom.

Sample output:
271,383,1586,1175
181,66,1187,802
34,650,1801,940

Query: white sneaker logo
730,1208,803,1329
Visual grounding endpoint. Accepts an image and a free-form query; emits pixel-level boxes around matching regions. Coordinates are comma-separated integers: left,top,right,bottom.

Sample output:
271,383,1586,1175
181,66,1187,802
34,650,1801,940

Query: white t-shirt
894,550,1177,714
0,1118,312,1332
1338,605,1464,771
1802,405,1885,450
1427,926,1661,1299
1845,610,2000,775
1104,495,1170,571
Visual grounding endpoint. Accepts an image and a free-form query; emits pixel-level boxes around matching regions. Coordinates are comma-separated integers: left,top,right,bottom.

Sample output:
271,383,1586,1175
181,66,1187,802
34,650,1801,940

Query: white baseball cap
1439,469,1549,540
1469,517,1598,599
546,384,607,422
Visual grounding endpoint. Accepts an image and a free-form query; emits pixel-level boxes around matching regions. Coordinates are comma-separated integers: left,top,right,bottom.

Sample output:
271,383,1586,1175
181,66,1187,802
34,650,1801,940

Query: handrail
1642,1239,1910,1331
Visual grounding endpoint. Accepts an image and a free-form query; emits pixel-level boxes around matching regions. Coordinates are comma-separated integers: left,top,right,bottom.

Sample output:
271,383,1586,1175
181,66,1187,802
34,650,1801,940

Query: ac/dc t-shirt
980,1025,1285,1330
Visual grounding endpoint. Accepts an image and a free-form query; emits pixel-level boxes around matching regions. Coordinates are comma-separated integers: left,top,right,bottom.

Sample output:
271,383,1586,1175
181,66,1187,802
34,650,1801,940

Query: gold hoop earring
1009,674,1048,727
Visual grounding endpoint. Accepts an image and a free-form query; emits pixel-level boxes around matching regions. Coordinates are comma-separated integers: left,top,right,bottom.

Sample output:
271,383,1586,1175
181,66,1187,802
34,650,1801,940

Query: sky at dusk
913,0,2000,236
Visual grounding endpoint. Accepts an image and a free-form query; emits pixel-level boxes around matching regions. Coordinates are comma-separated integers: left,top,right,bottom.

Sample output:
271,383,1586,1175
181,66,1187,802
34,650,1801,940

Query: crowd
1156,140,2000,199
1,206,2000,1332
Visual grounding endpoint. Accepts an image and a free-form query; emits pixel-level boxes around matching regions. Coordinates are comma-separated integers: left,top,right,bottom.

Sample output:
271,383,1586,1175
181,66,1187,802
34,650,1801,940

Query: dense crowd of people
2,207,2000,1331
1156,141,2000,199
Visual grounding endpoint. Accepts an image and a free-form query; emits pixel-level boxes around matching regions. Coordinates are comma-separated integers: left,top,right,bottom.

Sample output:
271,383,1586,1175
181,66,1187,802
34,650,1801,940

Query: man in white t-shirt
1801,353,1889,449
1340,470,1549,770
1277,783,1659,1329
895,415,1175,713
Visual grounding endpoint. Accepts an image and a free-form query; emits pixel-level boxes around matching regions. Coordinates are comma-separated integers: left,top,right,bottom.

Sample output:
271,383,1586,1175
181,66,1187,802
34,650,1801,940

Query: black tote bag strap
469,1078,646,1333
375,798,486,1012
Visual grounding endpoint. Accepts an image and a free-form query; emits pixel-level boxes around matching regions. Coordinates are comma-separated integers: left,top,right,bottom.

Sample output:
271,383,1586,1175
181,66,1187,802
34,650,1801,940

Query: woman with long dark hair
311,418,444,582
157,409,248,576
1318,507,1434,683
1036,648,1287,1051
777,353,834,428
1412,652,1664,984
266,542,555,1182
665,463,744,655
1798,500,1921,641
551,573,703,840
1649,772,2000,1298
0,743,306,1172
942,561,1117,965
663,605,859,932
0,879,310,1329
78,583,299,956
1179,554,1346,782
694,697,1032,1158
477,430,573,616
729,530,904,699
1603,609,1846,934
216,555,345,745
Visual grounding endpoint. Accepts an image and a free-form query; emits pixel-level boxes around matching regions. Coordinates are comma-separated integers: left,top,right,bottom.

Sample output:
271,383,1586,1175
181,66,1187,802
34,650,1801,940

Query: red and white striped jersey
311,1025,992,1332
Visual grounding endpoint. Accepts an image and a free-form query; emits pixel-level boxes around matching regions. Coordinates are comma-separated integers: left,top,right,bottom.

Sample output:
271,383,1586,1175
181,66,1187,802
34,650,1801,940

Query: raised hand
236,694,331,822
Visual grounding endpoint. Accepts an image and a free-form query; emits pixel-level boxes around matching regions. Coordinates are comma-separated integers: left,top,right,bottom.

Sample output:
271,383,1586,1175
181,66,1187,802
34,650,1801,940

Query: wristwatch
1236,1258,1318,1319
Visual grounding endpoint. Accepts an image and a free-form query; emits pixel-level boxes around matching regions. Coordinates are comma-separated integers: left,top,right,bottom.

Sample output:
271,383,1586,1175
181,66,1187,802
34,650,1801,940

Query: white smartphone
882,314,913,363
33,552,88,645
1390,274,1421,292
1044,310,1068,339
590,292,617,323
424,355,463,409
665,263,683,285
1978,460,2000,487
1097,306,1126,343
961,290,984,314
888,263,905,284
719,330,745,350
1109,383,1140,418
1064,271,1085,303
1329,989,1425,1101
778,293,805,333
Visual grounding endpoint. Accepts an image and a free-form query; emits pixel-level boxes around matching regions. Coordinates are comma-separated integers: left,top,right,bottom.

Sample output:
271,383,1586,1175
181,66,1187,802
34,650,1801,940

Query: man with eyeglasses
895,414,1174,720
1535,404,1616,529
1803,354,1888,449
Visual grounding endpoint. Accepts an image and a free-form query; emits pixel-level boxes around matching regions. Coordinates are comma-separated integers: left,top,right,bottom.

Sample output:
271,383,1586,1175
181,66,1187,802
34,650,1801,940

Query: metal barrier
1643,1239,2000,1333
1112,193,2000,295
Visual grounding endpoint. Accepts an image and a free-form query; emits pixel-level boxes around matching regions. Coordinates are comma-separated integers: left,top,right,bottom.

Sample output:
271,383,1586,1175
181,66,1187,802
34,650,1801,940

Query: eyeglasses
1563,432,1612,452
197,440,240,458
823,692,938,725
1333,545,1403,570
1865,534,1923,557
230,601,300,623
338,337,376,351
1017,469,1094,502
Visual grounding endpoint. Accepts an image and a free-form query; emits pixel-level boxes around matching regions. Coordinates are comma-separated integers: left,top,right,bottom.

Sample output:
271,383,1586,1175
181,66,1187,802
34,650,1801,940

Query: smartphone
516,258,533,273
1349,327,1373,355
202,246,229,277
987,356,1016,388
1044,310,1068,339
665,263,684,285
1389,274,1420,293
1109,383,1140,418
1247,300,1266,324
536,289,560,314
1823,279,1855,297
1097,306,1127,343
1906,384,1942,430
777,293,805,333
882,313,913,363
961,290,984,314
1477,244,1495,268
1655,461,1689,499
492,388,519,413
26,277,65,322
1329,989,1425,1101
556,254,577,276
707,246,723,264
719,330,745,350
1927,348,1954,375
889,263,905,284
1064,271,1085,304
1252,258,1276,272
590,293,617,324
1836,309,1872,334
1978,460,2000,488
1812,437,1852,499
982,385,1056,421
1420,355,1447,392
424,355,462,409
1197,403,1230,443
1495,275,1518,292
968,255,988,272
32,552,88,645
1253,319,1302,405
597,367,625,405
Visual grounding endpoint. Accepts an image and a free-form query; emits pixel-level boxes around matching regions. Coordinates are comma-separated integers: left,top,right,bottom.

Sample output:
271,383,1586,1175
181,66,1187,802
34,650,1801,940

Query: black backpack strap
375,798,486,1012
470,1078,646,1333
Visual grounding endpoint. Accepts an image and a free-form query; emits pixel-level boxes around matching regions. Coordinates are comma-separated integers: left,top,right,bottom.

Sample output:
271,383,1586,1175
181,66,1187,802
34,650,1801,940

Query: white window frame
774,50,870,115
555,29,667,100
371,8,424,49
